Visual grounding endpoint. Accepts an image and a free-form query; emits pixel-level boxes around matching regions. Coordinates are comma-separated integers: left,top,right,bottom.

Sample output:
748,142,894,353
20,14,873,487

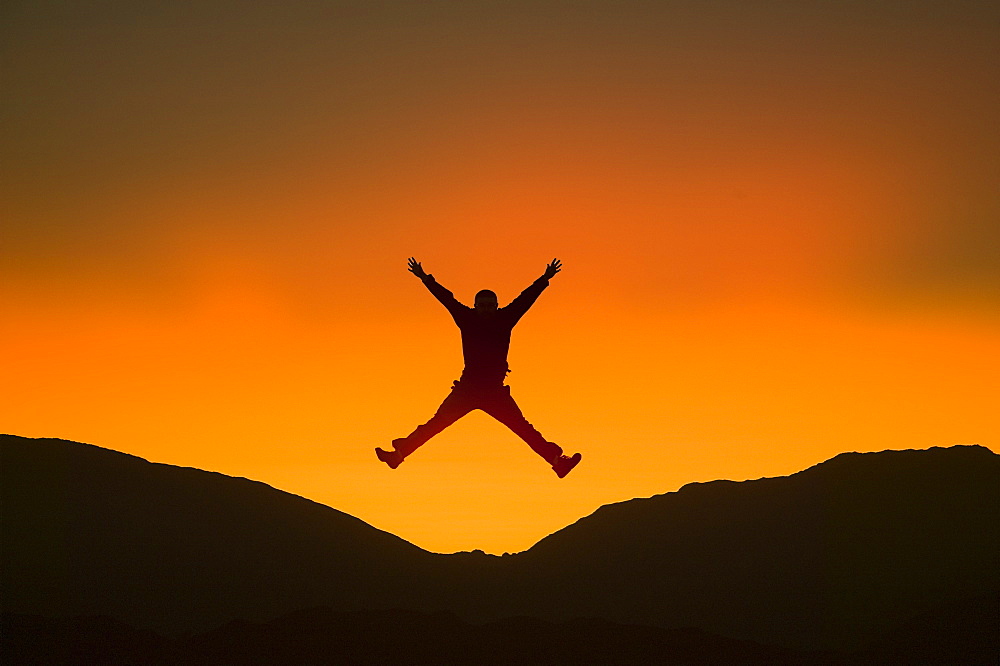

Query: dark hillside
498,445,999,649
3,434,996,653
1,435,444,634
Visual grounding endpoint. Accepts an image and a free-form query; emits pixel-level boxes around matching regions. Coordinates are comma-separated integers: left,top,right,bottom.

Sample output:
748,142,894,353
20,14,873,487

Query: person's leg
480,386,563,463
392,387,475,459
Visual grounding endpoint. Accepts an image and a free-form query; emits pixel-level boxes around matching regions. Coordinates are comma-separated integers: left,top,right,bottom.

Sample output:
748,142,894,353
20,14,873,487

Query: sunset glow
3,1,997,553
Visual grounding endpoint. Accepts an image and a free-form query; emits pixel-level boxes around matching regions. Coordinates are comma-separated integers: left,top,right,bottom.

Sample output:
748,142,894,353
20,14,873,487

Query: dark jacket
421,275,549,386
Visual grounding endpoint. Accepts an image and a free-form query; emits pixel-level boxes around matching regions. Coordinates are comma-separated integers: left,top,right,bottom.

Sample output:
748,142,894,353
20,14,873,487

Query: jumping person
376,258,582,478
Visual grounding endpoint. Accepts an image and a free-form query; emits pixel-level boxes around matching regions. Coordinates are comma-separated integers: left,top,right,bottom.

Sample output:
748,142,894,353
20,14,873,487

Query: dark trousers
394,382,562,463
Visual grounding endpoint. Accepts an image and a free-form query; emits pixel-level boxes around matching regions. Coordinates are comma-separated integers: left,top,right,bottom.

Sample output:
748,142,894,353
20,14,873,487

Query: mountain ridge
2,434,997,651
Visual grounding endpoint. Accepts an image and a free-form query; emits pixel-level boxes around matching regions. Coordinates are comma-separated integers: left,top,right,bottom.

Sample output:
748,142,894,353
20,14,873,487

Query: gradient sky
3,0,998,554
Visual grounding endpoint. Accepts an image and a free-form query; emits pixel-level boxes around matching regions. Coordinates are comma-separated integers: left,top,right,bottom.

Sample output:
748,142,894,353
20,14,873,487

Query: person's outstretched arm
506,258,561,323
408,257,466,320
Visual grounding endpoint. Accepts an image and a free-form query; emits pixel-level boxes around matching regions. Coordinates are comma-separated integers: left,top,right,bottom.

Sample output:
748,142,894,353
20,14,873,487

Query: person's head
474,289,499,313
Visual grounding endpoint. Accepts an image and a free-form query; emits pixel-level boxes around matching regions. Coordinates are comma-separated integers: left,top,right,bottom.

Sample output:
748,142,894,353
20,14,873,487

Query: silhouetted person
376,258,582,478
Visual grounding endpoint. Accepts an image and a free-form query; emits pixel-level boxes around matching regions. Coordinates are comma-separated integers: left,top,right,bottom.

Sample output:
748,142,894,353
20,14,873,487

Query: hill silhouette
2,434,997,657
490,446,1000,649
1,435,448,634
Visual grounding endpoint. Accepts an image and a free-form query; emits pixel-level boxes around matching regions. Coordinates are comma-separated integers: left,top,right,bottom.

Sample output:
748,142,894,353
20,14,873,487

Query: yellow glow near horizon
4,1,997,553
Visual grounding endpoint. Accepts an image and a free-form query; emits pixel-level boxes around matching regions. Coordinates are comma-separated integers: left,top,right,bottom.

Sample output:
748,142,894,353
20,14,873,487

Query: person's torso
455,309,516,380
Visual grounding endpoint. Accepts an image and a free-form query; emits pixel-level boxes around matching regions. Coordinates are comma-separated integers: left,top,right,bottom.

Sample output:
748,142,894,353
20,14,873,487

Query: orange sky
3,1,998,554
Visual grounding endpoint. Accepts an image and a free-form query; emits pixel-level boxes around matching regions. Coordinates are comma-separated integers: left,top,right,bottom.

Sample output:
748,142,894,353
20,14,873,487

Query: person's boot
551,452,582,478
375,447,403,469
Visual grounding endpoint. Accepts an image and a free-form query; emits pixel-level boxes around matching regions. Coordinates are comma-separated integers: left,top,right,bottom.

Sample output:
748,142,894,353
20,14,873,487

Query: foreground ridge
2,434,997,654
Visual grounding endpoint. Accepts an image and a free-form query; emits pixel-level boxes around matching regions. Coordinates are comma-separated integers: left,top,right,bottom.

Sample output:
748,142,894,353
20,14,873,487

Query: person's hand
407,257,428,279
543,258,562,280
